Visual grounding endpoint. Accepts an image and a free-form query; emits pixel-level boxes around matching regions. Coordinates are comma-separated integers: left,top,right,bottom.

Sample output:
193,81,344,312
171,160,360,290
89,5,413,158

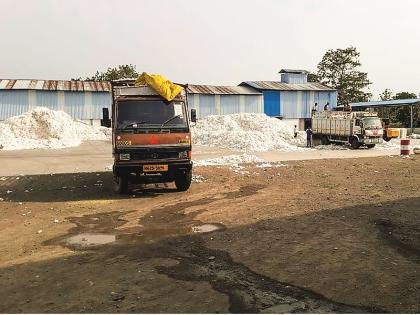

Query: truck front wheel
175,170,192,191
351,137,360,149
114,175,129,194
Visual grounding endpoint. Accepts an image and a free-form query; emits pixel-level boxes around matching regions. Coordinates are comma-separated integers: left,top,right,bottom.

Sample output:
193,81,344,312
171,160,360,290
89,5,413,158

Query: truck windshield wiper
120,121,147,129
160,115,181,130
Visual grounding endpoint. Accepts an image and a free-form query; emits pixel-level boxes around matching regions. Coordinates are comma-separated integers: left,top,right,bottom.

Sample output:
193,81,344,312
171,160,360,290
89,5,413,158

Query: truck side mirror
190,109,197,123
101,107,111,128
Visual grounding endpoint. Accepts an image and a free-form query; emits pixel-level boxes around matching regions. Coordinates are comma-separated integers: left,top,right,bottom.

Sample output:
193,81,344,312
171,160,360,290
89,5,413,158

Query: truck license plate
143,164,168,172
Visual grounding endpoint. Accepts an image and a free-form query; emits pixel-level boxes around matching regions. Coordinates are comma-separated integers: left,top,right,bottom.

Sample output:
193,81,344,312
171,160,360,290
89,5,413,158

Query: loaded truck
102,79,196,194
312,111,384,149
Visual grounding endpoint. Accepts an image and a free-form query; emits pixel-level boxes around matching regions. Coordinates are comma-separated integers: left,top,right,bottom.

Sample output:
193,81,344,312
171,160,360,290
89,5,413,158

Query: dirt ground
0,155,420,313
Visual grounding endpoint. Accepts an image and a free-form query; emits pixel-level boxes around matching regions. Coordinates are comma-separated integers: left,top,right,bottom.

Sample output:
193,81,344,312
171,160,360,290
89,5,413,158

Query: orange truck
102,79,196,194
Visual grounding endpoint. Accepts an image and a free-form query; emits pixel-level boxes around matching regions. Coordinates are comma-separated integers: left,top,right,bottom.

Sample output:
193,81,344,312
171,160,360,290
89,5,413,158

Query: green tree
393,92,419,128
86,64,139,81
393,92,417,100
379,88,393,101
377,88,394,123
317,46,372,104
307,72,320,83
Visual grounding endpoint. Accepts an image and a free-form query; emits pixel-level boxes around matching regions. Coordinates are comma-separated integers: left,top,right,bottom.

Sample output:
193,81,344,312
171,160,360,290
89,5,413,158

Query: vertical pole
411,105,413,134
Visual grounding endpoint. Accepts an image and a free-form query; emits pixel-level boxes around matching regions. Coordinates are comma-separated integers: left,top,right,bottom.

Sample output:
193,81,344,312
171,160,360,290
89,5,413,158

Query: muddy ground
0,155,420,313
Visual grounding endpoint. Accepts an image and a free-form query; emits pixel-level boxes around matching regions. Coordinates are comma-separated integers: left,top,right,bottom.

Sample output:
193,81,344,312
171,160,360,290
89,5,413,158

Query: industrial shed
0,79,111,124
240,69,337,128
186,84,263,118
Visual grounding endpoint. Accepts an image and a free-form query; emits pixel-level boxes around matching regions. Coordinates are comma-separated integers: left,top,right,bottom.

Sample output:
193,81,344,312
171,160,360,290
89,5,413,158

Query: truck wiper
121,121,147,129
160,115,181,130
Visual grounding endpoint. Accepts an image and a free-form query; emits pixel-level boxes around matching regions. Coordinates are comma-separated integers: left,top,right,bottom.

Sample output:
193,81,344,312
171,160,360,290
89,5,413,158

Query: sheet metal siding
0,79,111,92
91,92,112,119
187,85,261,95
263,91,281,116
244,95,260,113
220,95,240,114
198,95,216,118
0,90,113,120
281,91,299,118
242,81,335,91
281,73,307,84
0,90,29,120
36,91,59,110
64,91,84,119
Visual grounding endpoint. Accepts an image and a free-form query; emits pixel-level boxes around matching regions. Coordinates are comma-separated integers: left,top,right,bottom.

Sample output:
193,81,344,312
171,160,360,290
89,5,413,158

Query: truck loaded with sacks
102,74,197,194
311,111,384,149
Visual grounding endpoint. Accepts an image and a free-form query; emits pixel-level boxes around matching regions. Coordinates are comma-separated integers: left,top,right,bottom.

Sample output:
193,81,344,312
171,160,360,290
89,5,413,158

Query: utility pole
411,105,413,134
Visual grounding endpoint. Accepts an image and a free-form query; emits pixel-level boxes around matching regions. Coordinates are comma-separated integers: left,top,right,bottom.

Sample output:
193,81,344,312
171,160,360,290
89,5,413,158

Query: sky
0,0,419,99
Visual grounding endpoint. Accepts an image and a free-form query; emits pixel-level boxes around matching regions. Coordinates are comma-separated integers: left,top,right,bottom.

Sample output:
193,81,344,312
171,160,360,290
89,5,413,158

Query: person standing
293,125,298,138
306,127,313,147
323,102,330,111
312,102,318,114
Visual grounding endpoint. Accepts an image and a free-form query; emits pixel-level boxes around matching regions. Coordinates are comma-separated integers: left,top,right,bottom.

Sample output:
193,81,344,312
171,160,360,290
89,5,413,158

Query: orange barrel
400,139,411,155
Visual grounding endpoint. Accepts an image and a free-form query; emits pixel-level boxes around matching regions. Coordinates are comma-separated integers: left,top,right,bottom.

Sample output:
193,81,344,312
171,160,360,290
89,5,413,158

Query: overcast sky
1,0,419,98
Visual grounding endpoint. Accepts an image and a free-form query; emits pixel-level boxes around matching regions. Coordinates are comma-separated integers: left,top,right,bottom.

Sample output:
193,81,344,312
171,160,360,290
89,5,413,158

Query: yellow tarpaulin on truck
135,72,183,102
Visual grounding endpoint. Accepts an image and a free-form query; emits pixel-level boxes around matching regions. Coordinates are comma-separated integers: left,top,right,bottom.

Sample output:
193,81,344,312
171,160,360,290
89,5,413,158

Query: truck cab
106,79,196,193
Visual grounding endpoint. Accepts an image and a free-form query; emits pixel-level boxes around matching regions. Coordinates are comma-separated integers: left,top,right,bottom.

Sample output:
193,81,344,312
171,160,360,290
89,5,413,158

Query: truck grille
130,151,180,160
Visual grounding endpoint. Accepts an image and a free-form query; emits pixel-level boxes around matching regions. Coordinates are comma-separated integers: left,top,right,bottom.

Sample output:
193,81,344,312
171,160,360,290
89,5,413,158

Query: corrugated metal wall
198,95,217,117
0,90,111,120
189,94,263,118
263,91,281,116
220,95,240,114
263,90,338,118
281,73,307,84
0,90,29,119
35,91,59,110
244,95,260,113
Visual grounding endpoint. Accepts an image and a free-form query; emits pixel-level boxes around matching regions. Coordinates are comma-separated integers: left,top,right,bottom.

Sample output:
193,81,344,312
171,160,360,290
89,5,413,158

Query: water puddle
191,223,223,234
64,233,116,248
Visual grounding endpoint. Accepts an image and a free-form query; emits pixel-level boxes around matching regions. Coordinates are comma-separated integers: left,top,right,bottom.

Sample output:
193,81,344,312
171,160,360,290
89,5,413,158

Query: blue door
263,91,280,116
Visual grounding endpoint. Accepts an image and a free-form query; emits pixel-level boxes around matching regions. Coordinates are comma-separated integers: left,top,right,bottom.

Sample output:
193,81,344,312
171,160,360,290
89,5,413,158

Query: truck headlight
178,151,188,159
119,153,130,160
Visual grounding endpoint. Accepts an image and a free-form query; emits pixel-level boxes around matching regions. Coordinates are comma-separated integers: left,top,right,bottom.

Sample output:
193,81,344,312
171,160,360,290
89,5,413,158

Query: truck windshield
117,100,187,129
363,117,382,130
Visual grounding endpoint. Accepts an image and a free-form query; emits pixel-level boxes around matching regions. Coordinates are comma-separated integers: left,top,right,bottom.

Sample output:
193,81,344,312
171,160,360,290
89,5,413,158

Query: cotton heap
0,107,111,150
192,113,305,152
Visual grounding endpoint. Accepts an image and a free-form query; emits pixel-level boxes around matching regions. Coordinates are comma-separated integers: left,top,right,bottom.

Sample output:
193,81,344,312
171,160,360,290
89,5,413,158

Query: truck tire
321,136,330,145
366,144,376,149
383,136,391,142
114,175,129,194
175,170,192,191
351,137,360,149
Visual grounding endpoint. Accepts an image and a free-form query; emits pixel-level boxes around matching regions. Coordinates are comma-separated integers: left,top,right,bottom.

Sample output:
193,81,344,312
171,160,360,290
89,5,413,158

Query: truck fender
350,135,359,143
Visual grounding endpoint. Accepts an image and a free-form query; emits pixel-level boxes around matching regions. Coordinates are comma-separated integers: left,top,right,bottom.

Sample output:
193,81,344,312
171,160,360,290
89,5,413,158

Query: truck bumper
361,138,383,144
113,160,192,183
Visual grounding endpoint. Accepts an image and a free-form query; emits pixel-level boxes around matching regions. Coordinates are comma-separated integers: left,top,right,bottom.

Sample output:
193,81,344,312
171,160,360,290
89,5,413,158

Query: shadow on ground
2,188,420,313
0,172,182,202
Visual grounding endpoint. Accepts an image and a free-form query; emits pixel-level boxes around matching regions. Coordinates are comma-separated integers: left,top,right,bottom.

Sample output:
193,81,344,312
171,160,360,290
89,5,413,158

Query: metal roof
279,69,309,74
186,84,262,95
347,98,420,108
240,81,335,91
0,79,111,92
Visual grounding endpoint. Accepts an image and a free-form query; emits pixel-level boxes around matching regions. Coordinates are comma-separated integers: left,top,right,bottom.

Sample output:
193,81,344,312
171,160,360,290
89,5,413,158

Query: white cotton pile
374,139,400,150
193,154,263,166
192,113,306,152
0,107,111,150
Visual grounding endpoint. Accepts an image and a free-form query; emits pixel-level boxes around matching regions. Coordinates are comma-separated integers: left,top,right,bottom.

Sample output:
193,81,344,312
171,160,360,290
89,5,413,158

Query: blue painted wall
262,90,337,118
263,91,281,116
